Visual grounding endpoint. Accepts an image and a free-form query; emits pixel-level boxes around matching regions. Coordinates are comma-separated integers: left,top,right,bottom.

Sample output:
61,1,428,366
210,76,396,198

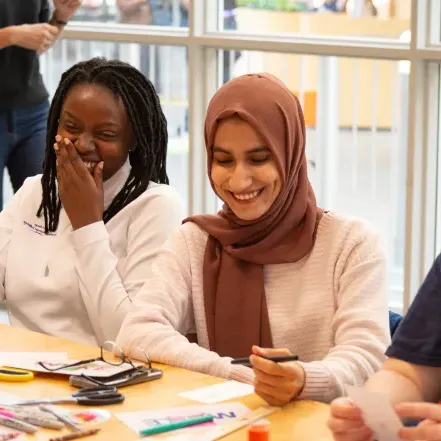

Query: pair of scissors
13,386,124,406
0,367,34,382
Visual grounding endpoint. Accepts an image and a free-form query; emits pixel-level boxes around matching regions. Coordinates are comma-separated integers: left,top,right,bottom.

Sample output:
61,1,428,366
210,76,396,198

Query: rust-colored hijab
184,73,323,358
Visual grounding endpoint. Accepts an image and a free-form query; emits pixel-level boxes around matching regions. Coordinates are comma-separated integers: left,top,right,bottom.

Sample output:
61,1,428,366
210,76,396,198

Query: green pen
139,414,214,437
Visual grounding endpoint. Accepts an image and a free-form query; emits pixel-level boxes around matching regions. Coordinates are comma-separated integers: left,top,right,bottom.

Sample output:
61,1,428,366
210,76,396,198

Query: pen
5,406,58,421
48,428,101,441
0,409,64,430
231,355,299,365
0,414,39,434
139,414,214,437
40,405,82,432
0,432,22,441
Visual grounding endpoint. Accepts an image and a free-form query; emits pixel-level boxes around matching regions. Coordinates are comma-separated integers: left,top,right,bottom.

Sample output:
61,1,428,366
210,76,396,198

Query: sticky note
347,386,403,441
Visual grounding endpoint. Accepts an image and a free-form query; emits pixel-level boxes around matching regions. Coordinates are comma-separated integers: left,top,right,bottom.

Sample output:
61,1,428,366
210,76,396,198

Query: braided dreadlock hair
37,57,169,234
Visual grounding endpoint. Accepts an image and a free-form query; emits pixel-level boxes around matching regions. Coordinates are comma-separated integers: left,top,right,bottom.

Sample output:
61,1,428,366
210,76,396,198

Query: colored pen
139,414,214,437
0,409,64,430
49,428,101,441
0,414,38,434
7,406,58,421
40,405,82,432
0,432,22,441
231,355,299,365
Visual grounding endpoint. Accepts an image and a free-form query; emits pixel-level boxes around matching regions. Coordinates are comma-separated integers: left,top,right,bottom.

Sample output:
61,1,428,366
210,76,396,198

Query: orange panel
292,91,317,128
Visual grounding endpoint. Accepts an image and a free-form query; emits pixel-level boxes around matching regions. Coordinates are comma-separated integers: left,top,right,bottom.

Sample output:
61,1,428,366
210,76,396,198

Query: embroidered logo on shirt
23,221,55,236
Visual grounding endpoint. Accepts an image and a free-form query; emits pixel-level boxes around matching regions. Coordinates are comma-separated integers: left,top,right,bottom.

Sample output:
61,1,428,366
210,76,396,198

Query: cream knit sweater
117,212,390,403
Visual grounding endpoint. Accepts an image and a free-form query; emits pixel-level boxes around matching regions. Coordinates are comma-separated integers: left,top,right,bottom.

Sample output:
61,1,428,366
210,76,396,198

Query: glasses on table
37,340,152,372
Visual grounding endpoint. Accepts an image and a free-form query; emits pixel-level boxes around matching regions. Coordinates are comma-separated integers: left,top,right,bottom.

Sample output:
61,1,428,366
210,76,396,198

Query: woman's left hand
53,0,82,22
54,136,104,230
396,402,441,440
250,345,305,406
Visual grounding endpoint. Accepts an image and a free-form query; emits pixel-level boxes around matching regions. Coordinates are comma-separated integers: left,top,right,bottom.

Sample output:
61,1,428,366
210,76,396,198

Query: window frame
60,0,439,311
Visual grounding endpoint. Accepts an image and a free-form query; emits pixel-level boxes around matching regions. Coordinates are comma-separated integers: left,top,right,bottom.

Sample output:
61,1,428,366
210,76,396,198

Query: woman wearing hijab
117,73,390,405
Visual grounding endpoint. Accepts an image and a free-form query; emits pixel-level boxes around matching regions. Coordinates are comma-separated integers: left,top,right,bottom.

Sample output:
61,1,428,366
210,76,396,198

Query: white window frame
61,0,440,311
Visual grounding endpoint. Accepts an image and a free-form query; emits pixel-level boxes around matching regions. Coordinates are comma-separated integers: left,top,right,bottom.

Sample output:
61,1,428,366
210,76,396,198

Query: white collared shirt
0,162,184,346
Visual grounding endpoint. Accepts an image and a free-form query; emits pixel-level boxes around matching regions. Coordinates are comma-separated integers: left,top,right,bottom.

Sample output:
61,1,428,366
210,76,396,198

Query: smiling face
57,83,133,181
211,116,282,221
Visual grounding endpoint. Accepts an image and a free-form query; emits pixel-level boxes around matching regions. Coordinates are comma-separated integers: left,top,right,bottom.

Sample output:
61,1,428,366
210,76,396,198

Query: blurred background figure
314,0,341,12
116,0,152,74
314,0,378,16
0,0,82,210
343,0,378,16
117,0,151,24
149,0,240,85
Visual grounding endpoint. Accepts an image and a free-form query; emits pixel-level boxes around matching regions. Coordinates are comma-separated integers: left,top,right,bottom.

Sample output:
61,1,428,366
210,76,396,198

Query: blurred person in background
116,0,152,76
0,0,82,210
313,0,341,12
149,0,240,84
314,0,378,16
117,0,151,24
144,0,240,134
343,0,378,17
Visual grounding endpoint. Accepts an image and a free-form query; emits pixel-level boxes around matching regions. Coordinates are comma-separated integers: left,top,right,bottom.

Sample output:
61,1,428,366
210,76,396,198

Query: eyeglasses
38,341,152,372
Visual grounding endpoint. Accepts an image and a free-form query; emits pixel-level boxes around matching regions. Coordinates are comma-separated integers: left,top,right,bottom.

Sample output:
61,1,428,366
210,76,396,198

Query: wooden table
0,325,333,441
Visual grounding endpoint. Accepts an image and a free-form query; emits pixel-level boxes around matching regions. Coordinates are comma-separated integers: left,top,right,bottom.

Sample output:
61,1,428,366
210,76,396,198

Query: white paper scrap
0,352,67,365
347,386,403,441
179,381,254,404
0,390,23,406
115,402,251,435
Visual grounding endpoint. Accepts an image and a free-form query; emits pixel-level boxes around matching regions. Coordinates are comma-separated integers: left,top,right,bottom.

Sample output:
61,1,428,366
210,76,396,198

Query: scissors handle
76,394,125,406
72,387,117,398
0,367,34,382
73,386,117,396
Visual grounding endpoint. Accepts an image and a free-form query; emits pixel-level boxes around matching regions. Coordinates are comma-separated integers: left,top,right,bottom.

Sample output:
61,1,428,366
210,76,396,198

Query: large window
71,0,189,27
216,0,410,39
11,0,438,312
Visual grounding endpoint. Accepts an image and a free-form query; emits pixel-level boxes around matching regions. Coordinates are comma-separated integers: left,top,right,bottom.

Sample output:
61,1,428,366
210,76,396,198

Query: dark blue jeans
0,100,48,209
147,2,240,85
144,2,240,133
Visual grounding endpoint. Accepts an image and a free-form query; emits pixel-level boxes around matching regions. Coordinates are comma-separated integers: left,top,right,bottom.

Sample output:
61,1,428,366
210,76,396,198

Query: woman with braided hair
0,57,183,346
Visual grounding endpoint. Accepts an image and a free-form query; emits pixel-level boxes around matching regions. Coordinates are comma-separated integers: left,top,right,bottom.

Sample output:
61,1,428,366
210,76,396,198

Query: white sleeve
116,228,253,383
71,188,184,345
297,231,390,403
0,179,30,302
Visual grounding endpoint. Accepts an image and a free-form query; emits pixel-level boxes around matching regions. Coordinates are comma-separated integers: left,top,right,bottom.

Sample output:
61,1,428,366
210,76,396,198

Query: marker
48,428,101,441
40,405,82,432
0,414,38,434
5,406,58,421
231,355,299,365
139,414,214,437
0,409,64,430
0,433,22,441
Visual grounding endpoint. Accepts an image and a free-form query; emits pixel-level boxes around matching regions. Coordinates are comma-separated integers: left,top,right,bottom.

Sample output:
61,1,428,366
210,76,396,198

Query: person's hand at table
328,399,441,441
328,397,373,441
395,402,441,441
249,345,305,406
54,135,104,231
